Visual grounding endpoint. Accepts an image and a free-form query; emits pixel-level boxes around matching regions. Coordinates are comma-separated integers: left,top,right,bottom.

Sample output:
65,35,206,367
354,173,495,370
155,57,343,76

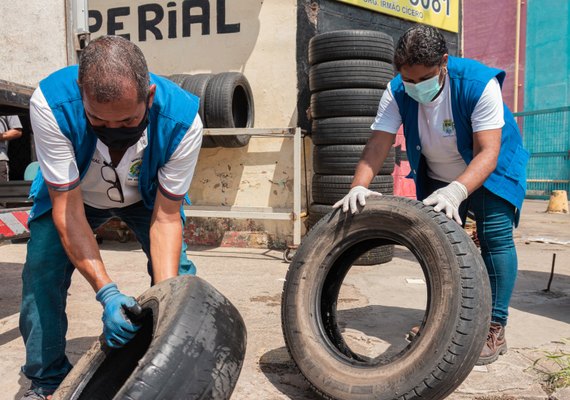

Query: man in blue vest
335,25,529,365
20,36,202,399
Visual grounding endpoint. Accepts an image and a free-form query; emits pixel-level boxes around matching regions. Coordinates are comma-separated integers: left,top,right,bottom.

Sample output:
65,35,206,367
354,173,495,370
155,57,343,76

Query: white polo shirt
30,87,203,208
372,75,505,183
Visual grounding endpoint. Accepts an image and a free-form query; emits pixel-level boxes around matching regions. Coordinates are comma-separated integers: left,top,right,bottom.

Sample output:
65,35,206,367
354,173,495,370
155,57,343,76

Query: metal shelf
184,127,304,248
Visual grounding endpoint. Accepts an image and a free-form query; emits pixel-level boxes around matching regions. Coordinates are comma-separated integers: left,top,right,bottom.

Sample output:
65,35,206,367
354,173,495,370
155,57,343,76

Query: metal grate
514,107,570,199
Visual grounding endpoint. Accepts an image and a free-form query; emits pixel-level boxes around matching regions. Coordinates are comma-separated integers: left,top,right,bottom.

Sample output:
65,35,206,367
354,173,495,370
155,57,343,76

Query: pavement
1,199,569,400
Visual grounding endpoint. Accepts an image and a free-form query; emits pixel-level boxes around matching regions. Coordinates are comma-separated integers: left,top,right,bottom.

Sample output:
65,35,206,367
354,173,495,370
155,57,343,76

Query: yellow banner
335,0,459,33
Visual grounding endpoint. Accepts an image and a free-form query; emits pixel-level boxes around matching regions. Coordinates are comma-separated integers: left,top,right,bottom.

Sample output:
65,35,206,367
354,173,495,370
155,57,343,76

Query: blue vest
391,56,529,223
29,65,200,221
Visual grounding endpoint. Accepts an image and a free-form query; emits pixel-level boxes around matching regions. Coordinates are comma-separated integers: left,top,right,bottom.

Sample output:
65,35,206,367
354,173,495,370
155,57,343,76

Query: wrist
96,282,119,305
350,185,367,191
451,181,468,199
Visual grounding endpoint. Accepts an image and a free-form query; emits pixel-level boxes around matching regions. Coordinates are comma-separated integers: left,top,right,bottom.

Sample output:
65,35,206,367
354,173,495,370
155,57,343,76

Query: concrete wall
89,0,302,248
0,1,69,86
463,0,526,112
89,0,298,128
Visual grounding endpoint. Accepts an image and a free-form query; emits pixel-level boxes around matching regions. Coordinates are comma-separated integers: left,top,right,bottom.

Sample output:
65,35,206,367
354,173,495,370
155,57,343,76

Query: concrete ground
1,199,569,400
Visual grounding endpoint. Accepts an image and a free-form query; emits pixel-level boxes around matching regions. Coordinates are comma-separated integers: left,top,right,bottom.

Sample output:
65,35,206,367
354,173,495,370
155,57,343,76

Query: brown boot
476,322,507,365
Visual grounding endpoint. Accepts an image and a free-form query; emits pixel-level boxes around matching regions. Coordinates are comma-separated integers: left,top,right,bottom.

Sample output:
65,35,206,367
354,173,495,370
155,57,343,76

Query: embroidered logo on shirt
442,119,456,137
126,159,142,186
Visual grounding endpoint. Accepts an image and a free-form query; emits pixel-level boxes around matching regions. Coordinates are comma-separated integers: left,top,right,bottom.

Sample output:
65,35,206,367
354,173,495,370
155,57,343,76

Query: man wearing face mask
334,25,529,365
19,35,202,399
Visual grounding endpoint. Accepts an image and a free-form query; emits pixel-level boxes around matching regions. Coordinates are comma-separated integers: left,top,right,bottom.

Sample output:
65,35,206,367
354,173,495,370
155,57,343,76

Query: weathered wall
463,0,526,112
0,1,69,86
88,0,298,128
89,0,302,247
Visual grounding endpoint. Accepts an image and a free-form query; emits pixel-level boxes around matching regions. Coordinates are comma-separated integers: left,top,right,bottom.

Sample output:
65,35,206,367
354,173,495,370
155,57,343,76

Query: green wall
524,0,570,111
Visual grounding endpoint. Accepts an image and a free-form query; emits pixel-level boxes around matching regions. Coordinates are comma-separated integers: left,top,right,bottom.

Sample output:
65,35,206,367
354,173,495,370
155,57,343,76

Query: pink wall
463,0,526,112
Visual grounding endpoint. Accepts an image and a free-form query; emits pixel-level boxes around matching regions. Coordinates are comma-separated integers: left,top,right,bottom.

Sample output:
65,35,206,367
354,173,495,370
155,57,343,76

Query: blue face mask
403,73,442,104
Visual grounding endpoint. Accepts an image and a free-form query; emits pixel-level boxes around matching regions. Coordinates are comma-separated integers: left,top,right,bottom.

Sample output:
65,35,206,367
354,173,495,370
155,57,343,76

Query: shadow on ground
0,262,23,320
258,347,318,400
260,304,425,399
511,270,570,324
14,336,98,400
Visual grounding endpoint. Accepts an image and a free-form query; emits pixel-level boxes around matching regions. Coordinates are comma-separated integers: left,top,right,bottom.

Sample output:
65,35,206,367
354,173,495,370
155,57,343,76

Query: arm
0,128,22,141
149,190,183,283
149,116,203,281
334,84,401,213
49,186,112,292
352,130,396,188
455,128,501,194
334,131,396,213
31,87,111,292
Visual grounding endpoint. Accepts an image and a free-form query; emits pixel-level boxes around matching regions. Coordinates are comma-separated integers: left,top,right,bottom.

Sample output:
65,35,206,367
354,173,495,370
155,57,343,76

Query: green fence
514,106,570,199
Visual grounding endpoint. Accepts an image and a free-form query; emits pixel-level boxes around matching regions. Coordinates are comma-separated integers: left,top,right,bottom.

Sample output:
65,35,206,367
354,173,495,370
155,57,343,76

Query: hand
96,283,141,348
333,185,383,214
422,180,468,224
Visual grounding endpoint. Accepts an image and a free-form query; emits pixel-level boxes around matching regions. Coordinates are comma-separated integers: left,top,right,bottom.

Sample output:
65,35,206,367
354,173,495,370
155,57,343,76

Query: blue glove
96,283,141,348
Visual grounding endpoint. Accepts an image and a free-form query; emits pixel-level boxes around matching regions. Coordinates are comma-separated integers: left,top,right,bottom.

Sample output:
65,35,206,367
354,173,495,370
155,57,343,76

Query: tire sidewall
283,197,489,399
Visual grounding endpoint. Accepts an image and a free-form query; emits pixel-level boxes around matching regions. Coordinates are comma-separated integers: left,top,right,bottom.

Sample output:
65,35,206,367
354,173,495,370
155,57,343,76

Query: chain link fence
514,106,570,199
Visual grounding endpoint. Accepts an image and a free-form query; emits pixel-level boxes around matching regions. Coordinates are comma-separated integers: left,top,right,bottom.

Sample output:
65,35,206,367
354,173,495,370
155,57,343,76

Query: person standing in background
0,115,23,182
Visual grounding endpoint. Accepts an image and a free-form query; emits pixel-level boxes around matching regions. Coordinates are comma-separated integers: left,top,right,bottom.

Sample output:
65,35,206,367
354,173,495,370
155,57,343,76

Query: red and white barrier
0,208,30,241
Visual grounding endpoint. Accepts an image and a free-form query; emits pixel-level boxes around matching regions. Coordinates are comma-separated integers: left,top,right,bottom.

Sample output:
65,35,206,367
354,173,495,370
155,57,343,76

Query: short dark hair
78,35,150,103
393,25,448,70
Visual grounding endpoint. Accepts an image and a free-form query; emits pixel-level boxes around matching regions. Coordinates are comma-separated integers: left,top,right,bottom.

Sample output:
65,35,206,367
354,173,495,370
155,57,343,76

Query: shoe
20,389,52,400
476,322,507,365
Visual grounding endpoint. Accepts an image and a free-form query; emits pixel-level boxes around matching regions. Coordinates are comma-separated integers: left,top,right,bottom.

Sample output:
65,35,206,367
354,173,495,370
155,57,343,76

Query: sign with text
335,0,459,33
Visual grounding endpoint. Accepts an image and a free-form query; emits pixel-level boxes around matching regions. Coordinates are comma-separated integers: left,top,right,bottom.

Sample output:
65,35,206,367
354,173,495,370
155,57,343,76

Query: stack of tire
167,72,254,148
308,30,396,265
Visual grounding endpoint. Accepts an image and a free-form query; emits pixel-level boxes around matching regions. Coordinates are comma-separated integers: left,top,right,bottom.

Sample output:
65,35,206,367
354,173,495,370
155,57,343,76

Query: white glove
422,180,468,224
333,185,383,214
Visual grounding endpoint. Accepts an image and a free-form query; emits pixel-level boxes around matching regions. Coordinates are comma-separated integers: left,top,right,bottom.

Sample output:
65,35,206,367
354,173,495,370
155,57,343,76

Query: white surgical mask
403,72,443,104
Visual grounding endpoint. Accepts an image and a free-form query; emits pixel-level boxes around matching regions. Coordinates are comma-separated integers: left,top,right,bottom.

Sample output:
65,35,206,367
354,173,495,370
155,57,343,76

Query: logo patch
442,119,455,137
126,159,142,186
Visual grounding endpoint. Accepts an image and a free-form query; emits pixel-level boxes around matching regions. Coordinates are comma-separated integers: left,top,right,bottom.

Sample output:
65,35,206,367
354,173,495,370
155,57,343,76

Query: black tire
310,89,383,119
313,144,395,175
307,203,394,266
309,60,394,92
167,74,189,86
181,74,213,122
312,174,393,205
204,72,254,148
308,30,394,65
312,117,376,145
53,275,247,400
181,74,216,148
283,197,492,400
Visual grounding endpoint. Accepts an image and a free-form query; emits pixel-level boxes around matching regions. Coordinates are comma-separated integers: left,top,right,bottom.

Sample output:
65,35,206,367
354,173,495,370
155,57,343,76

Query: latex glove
96,283,141,348
422,180,468,224
333,185,383,214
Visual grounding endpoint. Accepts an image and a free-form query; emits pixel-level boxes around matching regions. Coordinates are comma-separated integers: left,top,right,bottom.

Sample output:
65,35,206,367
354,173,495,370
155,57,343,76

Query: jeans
0,160,8,182
19,201,196,394
426,178,518,327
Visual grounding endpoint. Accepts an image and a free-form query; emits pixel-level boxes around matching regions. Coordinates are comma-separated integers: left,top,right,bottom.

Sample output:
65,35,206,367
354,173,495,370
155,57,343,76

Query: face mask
87,102,150,151
403,72,442,104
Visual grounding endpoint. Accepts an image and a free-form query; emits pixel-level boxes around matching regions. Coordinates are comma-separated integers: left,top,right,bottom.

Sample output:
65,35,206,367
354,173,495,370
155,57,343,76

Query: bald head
78,35,150,103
